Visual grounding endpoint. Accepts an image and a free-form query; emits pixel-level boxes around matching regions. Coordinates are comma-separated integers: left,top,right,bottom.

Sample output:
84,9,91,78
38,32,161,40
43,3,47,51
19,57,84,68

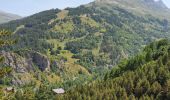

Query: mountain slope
0,10,21,24
94,0,170,19
57,39,170,99
0,0,170,83
0,0,170,99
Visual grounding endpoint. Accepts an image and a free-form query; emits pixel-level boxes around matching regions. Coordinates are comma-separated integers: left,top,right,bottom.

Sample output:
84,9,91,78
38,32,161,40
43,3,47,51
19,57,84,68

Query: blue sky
0,0,170,17
162,0,170,8
0,0,94,16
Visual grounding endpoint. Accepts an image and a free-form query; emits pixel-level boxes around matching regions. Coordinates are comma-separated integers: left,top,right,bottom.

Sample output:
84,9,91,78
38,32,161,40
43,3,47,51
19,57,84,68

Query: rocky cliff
1,51,50,72
0,51,50,85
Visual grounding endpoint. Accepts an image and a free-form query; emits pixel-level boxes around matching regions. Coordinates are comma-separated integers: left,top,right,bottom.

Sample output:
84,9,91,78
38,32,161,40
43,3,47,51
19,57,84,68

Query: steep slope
1,2,169,65
94,0,170,19
0,0,170,99
0,0,170,82
58,39,170,99
0,10,21,24
0,9,92,87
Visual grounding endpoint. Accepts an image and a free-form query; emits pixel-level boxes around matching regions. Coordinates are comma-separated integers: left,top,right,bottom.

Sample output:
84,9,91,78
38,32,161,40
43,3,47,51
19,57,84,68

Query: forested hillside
57,39,170,99
0,0,170,99
0,0,169,73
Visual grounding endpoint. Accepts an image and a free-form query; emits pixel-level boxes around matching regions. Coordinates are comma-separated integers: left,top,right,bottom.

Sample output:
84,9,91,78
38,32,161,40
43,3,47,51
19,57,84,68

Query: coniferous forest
0,0,170,99
57,39,170,100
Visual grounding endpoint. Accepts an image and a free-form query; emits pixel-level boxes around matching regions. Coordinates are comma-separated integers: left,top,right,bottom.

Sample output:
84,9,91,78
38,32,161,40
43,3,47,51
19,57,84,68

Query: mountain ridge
0,10,21,24
93,0,170,19
0,0,170,99
95,0,167,8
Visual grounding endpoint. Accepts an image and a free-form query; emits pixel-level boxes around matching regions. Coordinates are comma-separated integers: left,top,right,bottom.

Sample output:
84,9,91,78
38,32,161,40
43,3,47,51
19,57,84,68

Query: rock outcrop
1,51,50,72
0,51,50,85
31,52,50,71
1,51,31,73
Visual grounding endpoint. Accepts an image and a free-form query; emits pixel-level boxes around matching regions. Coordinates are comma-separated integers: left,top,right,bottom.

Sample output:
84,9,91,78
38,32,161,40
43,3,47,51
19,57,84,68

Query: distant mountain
0,10,21,24
95,0,168,9
94,0,170,19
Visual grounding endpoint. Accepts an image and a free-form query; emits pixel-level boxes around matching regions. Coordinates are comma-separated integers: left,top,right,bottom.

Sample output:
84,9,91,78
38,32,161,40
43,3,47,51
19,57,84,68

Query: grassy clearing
53,20,74,34
14,25,25,33
57,10,69,20
48,10,69,25
80,16,99,28
46,39,90,78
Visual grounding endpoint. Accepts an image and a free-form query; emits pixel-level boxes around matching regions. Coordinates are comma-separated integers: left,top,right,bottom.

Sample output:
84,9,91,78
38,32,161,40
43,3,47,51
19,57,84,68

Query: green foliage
0,1,170,99
0,9,60,53
0,30,13,78
0,4,168,69
56,39,170,99
0,29,16,47
0,29,14,99
65,34,100,54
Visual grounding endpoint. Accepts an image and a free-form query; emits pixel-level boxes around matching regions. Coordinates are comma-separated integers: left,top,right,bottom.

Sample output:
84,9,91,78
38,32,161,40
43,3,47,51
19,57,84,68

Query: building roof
52,88,65,94
6,87,13,91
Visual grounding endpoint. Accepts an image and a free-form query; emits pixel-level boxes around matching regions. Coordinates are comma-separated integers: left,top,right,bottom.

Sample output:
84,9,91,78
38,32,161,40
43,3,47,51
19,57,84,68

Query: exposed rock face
31,52,50,71
1,51,31,73
0,51,51,85
1,51,50,72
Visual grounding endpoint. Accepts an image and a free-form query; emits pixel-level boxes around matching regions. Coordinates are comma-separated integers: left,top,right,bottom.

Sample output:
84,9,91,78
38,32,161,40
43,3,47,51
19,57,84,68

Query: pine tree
129,94,136,100
0,29,15,99
145,49,153,62
162,52,168,65
150,82,162,97
0,29,14,78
